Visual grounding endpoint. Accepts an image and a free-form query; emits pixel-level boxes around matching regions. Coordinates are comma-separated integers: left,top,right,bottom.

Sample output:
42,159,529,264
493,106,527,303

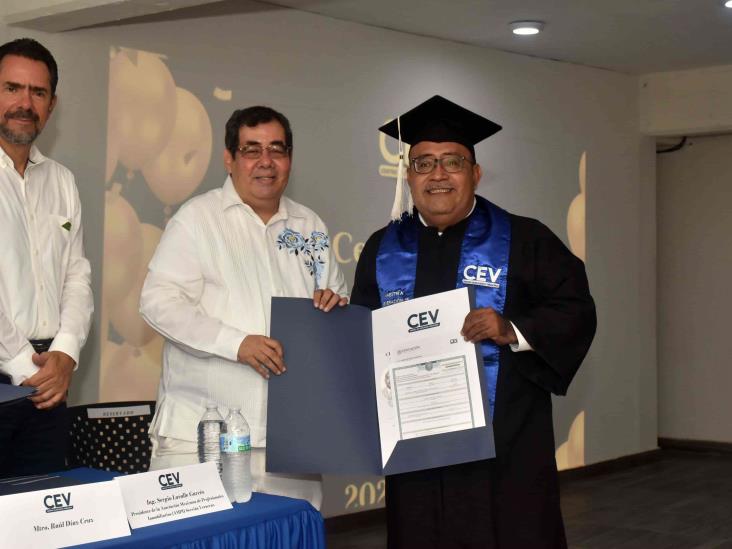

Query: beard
0,108,41,145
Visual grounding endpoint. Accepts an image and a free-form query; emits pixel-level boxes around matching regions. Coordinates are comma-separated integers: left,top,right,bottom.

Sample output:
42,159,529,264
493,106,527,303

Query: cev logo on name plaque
114,461,231,529
43,491,74,512
0,481,130,548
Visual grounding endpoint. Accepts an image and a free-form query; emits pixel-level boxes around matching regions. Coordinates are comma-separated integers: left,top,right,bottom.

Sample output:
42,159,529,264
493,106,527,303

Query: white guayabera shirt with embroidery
0,145,93,385
140,176,347,448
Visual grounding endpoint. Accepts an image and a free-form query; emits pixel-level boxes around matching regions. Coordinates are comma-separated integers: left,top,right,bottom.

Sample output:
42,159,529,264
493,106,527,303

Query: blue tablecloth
60,468,324,549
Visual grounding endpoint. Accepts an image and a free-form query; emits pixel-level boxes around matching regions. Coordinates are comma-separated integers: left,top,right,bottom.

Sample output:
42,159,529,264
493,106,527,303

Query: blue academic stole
375,196,511,417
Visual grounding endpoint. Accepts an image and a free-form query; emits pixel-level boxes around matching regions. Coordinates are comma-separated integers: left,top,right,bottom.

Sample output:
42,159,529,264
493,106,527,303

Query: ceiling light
509,21,545,36
725,0,732,7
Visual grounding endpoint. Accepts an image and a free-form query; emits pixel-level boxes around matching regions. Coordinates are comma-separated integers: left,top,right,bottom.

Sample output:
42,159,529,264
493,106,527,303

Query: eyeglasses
236,143,291,159
409,154,473,174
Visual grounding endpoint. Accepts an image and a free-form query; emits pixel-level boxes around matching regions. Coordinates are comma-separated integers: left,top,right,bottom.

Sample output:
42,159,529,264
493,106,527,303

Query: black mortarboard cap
379,95,502,153
379,95,502,221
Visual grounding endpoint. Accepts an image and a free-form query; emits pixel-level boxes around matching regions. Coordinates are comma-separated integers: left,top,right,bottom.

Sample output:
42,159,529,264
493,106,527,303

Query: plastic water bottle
197,403,224,476
220,408,252,503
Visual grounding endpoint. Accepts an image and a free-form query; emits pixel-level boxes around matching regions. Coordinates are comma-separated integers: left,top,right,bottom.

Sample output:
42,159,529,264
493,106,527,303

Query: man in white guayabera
140,106,347,508
0,38,93,478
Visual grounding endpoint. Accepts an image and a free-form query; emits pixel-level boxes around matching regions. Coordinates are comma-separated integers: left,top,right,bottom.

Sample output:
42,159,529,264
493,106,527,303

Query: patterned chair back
67,401,156,474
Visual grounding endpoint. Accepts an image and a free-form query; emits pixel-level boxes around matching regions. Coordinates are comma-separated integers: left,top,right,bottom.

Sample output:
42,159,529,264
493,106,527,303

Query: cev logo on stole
462,265,502,288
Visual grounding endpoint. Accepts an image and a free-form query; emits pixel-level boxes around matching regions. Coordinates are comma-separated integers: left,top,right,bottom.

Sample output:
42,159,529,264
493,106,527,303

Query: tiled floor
326,450,732,548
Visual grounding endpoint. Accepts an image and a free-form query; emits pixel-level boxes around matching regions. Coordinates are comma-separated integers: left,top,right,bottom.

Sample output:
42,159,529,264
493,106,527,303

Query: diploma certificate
372,288,486,467
267,287,495,476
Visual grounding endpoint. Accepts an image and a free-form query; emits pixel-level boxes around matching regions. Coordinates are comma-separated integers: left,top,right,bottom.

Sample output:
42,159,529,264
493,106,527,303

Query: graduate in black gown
350,96,596,549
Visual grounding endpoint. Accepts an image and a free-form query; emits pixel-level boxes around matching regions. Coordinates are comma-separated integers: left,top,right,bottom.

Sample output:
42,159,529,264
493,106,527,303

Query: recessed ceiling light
509,21,545,36
725,0,732,7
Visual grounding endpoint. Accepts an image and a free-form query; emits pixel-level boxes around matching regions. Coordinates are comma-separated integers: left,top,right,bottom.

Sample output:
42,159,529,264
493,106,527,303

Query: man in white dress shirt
0,38,93,477
140,106,347,508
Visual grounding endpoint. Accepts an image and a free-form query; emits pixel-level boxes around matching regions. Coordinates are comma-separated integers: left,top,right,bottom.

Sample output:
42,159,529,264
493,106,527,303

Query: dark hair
0,38,59,96
225,106,293,157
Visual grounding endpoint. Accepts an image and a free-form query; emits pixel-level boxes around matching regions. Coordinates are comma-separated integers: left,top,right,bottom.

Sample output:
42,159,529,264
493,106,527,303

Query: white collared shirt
0,145,93,384
140,177,348,447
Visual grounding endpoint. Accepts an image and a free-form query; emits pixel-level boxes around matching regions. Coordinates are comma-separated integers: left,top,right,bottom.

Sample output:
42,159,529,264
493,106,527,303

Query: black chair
67,401,156,474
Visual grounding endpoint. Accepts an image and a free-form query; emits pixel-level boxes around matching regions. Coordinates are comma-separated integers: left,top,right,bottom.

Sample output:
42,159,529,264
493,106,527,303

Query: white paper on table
0,480,130,548
114,461,232,529
371,287,485,468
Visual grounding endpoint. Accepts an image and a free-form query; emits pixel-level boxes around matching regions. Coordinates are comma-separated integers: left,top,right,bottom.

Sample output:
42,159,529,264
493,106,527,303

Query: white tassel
390,155,406,221
390,117,411,221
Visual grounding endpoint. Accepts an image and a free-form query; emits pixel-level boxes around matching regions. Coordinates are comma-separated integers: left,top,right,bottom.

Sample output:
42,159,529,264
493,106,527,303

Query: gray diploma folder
0,384,34,406
266,295,495,476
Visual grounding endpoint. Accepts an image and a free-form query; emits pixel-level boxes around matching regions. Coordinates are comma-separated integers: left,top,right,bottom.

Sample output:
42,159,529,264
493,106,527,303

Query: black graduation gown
351,206,597,549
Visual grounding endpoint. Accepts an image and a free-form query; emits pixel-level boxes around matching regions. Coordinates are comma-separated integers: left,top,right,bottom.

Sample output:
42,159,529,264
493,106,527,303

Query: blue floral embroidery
277,228,307,255
309,231,329,252
276,228,330,287
305,257,325,282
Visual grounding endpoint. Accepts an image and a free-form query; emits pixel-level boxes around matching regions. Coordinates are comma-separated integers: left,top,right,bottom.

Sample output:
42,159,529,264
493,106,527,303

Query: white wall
639,62,732,445
640,64,732,136
657,134,732,444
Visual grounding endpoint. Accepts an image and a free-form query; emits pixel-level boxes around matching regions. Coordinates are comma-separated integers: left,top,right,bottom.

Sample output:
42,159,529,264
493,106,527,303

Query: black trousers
386,457,567,549
0,375,69,478
386,459,499,549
